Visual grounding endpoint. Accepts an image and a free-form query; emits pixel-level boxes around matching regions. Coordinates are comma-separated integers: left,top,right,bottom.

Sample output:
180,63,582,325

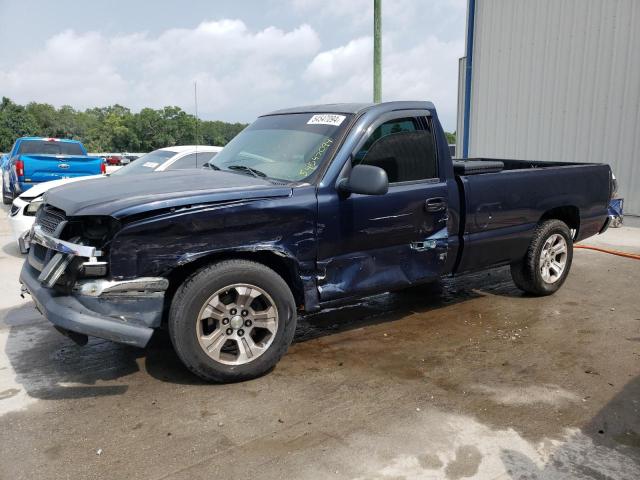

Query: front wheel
169,259,297,383
510,219,573,296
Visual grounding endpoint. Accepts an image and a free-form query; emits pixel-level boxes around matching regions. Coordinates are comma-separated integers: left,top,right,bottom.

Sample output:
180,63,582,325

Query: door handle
425,197,446,212
410,240,437,251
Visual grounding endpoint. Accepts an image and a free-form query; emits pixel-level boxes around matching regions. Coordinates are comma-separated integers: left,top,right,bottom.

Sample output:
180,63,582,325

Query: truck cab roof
264,101,436,116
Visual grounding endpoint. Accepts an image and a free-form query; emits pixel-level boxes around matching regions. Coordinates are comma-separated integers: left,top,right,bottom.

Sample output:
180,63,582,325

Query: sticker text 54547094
307,114,346,126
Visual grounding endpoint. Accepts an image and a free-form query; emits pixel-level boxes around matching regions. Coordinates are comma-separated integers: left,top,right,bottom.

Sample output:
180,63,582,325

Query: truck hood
43,169,292,218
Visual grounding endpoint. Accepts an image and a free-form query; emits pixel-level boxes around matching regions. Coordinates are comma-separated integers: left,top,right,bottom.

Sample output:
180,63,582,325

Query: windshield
210,113,352,181
18,140,84,156
111,149,175,175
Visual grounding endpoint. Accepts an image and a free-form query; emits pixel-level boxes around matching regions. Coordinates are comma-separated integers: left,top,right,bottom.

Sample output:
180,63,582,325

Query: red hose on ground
575,245,640,260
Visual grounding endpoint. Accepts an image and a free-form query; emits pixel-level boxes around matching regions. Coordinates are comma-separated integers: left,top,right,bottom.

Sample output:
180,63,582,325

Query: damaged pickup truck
20,101,614,382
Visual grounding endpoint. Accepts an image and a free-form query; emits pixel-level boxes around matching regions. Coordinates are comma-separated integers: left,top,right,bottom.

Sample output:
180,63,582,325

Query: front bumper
20,226,169,348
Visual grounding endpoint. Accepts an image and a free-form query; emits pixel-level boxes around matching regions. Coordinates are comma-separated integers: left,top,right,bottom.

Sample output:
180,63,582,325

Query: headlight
25,198,43,216
80,216,120,242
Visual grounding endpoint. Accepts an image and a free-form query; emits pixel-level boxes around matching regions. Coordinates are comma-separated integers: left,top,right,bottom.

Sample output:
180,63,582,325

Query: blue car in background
2,137,105,204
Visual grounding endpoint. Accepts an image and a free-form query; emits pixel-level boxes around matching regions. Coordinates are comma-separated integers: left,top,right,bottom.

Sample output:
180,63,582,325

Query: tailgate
22,154,103,183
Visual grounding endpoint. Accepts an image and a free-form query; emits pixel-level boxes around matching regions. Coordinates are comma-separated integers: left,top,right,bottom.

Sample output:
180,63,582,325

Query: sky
0,0,466,131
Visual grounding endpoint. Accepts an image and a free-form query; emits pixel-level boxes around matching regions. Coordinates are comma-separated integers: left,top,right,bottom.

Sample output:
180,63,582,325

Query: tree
0,98,38,151
25,102,58,137
445,131,456,145
0,98,248,153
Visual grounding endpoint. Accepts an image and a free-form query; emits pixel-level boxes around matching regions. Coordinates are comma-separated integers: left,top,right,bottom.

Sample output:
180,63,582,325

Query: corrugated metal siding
468,0,640,215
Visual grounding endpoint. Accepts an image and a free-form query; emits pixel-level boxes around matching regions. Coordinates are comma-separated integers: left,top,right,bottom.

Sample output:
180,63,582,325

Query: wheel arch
539,206,580,238
163,248,307,321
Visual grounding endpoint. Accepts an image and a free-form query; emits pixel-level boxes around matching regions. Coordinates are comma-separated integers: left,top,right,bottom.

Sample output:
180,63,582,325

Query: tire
168,259,297,383
510,219,573,296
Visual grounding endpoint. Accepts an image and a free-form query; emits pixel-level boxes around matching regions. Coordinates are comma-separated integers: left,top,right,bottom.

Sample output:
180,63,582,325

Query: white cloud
304,34,463,130
0,2,465,130
306,37,372,81
0,20,321,121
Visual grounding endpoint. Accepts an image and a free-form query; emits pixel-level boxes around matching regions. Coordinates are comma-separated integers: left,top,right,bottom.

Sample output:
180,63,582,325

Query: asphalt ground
1,204,639,480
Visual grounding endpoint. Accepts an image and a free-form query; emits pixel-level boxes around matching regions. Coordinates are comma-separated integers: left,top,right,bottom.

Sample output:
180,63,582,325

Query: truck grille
36,205,67,235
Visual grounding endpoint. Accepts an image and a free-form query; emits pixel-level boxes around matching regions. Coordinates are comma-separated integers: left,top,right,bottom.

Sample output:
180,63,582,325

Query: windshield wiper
203,162,220,170
225,164,267,178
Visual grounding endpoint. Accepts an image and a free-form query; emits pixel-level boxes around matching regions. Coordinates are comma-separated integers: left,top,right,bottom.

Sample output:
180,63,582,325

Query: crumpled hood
43,169,292,218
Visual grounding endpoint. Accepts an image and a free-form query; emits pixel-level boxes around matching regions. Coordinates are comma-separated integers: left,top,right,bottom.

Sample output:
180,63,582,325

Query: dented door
316,113,449,302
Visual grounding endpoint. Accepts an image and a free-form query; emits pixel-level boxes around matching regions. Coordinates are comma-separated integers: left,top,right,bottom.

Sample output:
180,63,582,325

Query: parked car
8,145,222,252
20,101,613,383
105,155,122,166
2,137,104,204
119,153,143,165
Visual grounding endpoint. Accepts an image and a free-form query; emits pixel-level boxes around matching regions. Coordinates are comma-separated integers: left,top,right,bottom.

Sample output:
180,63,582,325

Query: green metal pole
373,0,382,103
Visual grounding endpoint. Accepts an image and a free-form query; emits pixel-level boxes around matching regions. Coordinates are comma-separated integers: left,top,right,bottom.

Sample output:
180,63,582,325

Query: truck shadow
295,267,519,343
1,265,523,399
144,266,523,383
1,304,139,400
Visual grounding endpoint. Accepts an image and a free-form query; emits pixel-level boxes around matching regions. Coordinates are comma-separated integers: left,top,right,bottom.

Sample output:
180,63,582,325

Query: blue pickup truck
2,137,105,204
19,101,613,382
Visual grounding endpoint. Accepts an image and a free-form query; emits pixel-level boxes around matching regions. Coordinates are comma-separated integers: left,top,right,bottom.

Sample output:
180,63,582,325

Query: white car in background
8,145,222,253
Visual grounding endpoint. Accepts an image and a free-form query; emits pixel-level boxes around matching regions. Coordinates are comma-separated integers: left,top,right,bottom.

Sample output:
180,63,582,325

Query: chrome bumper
73,277,169,297
31,224,102,258
18,230,30,254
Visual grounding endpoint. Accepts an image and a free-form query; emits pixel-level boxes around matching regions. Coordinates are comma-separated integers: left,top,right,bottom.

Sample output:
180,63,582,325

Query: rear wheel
510,219,573,296
169,259,297,383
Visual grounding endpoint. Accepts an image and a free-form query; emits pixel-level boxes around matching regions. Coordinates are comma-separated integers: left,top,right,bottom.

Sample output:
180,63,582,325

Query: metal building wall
456,57,466,157
466,0,640,215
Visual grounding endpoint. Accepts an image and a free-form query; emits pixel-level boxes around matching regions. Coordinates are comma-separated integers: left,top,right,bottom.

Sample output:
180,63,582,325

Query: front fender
106,186,320,308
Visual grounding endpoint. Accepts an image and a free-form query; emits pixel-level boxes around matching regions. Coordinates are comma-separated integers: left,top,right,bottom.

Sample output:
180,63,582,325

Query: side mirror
338,164,388,196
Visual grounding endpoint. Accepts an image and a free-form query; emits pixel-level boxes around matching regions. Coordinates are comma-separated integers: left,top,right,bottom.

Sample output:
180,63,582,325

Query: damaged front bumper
19,226,168,348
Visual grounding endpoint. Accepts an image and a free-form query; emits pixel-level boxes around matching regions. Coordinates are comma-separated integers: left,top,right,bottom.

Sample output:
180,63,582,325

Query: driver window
354,117,438,183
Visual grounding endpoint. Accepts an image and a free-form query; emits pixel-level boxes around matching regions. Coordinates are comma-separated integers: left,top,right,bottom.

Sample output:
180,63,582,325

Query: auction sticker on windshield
143,162,159,168
307,114,346,126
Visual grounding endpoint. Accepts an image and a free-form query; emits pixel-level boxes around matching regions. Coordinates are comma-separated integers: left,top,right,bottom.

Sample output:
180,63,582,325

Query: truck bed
452,158,611,273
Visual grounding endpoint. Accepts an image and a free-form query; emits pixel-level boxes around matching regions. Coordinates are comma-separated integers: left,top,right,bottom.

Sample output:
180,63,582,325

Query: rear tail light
100,161,106,174
14,159,24,178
